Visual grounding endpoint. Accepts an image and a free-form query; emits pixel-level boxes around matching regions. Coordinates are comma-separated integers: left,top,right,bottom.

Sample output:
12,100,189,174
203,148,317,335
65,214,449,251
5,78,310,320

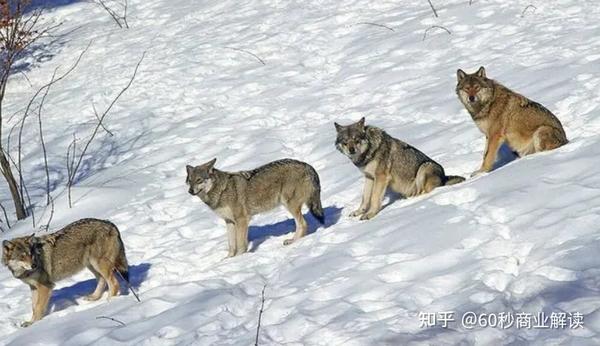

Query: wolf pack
2,67,568,326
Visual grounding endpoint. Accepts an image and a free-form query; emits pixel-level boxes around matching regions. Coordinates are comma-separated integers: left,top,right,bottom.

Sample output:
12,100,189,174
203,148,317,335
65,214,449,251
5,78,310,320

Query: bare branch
92,101,113,136
93,0,129,29
224,47,265,66
427,0,439,18
68,52,145,205
37,68,58,206
254,284,267,346
96,316,126,326
40,195,54,232
114,269,140,302
0,200,10,229
354,22,395,32
66,133,76,208
422,25,452,41
521,5,537,17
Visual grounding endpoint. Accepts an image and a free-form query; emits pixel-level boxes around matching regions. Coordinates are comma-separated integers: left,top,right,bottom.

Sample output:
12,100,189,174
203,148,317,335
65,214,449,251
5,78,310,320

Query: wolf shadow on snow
248,206,342,252
49,262,151,313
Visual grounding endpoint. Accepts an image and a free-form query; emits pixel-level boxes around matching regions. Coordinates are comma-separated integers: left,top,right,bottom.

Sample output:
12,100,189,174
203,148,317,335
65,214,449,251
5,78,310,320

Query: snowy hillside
1,0,600,344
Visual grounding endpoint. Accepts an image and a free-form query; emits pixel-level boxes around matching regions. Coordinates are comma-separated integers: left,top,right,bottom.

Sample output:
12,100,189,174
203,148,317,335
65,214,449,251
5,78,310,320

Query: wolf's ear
334,122,342,132
186,165,194,175
457,69,467,81
207,158,217,173
2,240,13,251
357,117,366,129
26,234,36,246
476,66,486,78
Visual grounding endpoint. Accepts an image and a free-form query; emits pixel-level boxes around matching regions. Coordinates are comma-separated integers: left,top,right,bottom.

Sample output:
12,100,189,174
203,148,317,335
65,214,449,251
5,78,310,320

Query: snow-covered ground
1,0,600,344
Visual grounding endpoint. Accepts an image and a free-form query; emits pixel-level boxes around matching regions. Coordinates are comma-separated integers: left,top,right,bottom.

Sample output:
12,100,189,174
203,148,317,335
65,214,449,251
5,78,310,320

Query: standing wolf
335,117,464,220
456,66,568,175
2,218,129,327
186,158,324,257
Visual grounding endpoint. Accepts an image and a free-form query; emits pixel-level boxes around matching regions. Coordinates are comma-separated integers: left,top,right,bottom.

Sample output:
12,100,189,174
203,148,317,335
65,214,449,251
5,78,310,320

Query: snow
1,0,600,344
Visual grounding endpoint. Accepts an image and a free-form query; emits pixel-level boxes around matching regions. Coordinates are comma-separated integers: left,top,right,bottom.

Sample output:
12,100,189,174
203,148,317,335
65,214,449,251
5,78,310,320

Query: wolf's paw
470,169,485,177
360,211,378,220
226,250,236,258
84,294,102,302
283,239,294,246
21,321,33,328
349,209,365,217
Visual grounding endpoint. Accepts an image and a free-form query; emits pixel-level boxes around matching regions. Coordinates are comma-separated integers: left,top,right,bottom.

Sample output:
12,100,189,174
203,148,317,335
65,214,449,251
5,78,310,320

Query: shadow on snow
49,262,151,313
248,206,343,252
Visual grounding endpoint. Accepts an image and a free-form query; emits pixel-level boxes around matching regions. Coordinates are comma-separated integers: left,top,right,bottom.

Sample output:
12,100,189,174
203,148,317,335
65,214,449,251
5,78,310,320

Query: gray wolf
456,66,568,175
186,158,324,257
2,218,129,327
335,117,464,220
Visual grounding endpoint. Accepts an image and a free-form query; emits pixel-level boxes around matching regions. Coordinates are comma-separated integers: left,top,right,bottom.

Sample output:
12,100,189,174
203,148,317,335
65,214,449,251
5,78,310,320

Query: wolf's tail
444,175,465,186
306,165,325,224
114,229,129,283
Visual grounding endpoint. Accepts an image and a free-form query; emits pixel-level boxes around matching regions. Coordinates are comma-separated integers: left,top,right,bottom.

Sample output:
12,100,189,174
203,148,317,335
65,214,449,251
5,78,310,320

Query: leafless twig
0,201,10,229
225,47,265,66
67,52,145,207
66,134,76,208
254,284,267,346
354,22,395,32
94,0,129,29
427,0,439,17
17,42,90,208
422,25,452,41
92,101,113,136
521,5,537,17
96,316,126,326
37,68,57,206
40,195,54,232
114,269,141,302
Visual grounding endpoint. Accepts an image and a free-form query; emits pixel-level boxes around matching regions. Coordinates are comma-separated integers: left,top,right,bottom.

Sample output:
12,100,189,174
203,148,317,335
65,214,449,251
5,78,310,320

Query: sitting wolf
335,117,464,220
186,158,324,257
456,66,568,175
2,218,129,327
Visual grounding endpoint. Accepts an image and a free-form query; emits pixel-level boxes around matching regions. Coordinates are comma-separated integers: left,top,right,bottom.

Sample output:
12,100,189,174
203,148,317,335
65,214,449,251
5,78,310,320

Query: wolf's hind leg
533,126,567,153
284,202,307,246
415,163,443,195
84,265,106,301
92,259,121,299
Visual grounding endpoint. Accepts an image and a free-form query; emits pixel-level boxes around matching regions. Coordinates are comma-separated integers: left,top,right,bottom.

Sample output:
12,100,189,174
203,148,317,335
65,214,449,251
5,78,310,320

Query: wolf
335,117,464,220
186,158,324,257
2,218,129,327
456,66,568,175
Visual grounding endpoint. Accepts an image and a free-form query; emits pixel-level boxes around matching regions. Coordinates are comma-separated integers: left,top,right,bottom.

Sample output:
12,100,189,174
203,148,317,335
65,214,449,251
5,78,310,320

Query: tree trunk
0,150,26,220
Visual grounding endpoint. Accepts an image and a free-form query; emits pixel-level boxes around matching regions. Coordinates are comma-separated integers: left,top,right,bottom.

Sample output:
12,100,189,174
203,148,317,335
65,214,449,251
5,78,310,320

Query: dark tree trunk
0,150,26,220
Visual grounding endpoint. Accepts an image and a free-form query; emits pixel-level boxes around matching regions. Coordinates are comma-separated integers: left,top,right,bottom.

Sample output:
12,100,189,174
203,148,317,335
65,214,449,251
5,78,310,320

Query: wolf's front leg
361,175,388,220
225,221,236,258
234,217,249,256
23,284,51,327
350,176,373,217
475,133,504,175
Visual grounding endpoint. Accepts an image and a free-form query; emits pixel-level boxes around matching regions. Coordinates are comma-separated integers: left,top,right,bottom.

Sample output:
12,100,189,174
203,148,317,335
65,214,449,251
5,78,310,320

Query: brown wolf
456,66,568,175
2,218,129,327
186,158,324,257
335,117,464,220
